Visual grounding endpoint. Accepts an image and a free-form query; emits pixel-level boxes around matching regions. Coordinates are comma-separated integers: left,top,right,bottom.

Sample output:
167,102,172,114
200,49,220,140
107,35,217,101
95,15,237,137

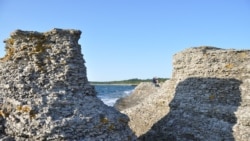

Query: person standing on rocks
152,77,160,87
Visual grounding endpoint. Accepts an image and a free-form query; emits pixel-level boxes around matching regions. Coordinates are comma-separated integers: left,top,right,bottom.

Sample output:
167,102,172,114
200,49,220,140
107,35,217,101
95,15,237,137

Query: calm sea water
94,85,136,106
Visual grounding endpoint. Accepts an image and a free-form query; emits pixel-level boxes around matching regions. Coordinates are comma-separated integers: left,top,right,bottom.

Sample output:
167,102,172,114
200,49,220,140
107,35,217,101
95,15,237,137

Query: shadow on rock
139,77,242,141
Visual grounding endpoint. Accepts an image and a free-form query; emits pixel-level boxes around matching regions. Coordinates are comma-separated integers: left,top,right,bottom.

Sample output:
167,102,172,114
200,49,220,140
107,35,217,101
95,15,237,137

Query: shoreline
90,83,138,86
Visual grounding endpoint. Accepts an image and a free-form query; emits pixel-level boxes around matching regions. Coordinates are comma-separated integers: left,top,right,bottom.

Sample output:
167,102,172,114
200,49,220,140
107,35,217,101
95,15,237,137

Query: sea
94,85,136,106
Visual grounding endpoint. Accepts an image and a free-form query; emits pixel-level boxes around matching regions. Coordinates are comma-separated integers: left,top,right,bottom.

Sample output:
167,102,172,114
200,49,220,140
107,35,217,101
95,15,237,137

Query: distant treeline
90,78,169,85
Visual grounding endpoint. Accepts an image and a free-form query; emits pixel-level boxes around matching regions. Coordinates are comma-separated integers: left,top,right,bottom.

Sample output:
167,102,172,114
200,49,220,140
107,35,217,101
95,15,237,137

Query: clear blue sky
1,0,250,81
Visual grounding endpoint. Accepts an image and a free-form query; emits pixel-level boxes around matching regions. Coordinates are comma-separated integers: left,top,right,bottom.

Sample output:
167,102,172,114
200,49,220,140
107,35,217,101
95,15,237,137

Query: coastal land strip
90,78,168,86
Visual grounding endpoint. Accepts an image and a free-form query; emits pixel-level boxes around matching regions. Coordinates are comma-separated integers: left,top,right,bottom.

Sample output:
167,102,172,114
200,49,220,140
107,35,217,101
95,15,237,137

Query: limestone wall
118,46,250,141
168,47,250,141
173,46,250,79
0,29,136,141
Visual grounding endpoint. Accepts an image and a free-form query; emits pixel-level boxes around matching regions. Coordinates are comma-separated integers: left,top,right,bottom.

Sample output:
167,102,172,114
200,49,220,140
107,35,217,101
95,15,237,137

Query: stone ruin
117,46,250,140
0,29,136,140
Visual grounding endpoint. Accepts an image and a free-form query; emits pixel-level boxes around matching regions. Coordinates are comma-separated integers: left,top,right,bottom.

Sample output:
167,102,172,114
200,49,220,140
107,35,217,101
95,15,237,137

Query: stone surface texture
117,46,250,141
0,29,136,141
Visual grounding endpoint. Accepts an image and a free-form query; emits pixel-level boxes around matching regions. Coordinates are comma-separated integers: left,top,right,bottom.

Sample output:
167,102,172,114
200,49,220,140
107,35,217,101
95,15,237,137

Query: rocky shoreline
0,29,249,140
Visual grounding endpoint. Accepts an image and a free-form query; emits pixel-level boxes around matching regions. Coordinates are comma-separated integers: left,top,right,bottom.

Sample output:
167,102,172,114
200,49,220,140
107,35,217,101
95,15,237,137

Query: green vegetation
90,78,169,86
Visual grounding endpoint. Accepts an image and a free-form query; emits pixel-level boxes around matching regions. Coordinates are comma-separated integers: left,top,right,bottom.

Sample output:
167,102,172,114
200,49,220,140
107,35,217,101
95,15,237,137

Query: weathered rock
117,46,250,140
114,82,163,111
115,81,175,137
0,29,136,141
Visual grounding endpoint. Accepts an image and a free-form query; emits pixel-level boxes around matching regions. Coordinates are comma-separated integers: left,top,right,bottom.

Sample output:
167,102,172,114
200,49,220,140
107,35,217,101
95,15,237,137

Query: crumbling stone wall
0,29,136,141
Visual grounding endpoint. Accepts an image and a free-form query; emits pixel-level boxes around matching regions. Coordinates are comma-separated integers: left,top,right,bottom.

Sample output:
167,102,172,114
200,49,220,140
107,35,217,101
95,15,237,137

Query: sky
0,0,250,81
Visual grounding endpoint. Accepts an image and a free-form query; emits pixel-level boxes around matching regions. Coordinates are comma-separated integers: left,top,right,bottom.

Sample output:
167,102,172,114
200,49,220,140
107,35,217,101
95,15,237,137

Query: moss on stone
0,46,15,62
225,63,234,69
16,105,23,112
21,105,31,113
100,117,109,124
209,94,215,101
108,124,115,131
